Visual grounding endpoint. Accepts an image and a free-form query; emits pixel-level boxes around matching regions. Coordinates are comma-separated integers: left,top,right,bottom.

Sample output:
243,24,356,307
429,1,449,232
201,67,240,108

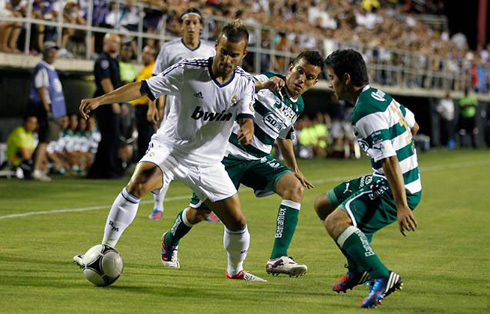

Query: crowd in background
1,0,489,92
2,113,101,179
1,0,489,180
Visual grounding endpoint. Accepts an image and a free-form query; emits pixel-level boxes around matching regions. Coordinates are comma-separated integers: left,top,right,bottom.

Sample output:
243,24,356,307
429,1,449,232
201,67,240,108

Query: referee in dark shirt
88,33,123,179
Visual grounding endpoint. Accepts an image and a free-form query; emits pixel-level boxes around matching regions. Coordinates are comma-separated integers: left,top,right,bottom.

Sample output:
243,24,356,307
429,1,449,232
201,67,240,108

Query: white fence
1,0,488,95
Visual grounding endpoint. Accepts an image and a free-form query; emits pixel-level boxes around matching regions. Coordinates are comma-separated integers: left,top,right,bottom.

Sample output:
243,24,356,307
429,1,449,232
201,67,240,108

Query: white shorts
139,141,237,203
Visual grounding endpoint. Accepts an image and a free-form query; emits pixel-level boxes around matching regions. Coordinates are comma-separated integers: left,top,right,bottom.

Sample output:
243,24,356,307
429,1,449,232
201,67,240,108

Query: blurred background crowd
1,0,489,91
0,0,489,181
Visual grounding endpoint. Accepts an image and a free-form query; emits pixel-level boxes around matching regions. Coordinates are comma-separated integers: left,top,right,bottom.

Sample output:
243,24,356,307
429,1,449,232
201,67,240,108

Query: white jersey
153,38,216,117
153,38,215,75
144,57,255,166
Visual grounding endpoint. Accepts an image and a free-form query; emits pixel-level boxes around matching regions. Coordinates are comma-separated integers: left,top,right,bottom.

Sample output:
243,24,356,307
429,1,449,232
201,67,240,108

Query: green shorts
331,175,422,235
190,154,291,209
326,174,374,209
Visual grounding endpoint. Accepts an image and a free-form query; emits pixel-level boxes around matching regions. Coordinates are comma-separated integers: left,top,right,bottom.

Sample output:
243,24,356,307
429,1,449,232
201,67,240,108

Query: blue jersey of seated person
29,62,67,118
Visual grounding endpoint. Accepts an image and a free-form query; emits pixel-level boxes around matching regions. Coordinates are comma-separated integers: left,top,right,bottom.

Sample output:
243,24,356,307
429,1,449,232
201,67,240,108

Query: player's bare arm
147,99,160,124
255,76,285,92
382,155,418,236
276,138,314,189
237,117,254,145
36,87,51,113
100,78,121,115
79,81,145,120
157,96,165,119
411,122,420,137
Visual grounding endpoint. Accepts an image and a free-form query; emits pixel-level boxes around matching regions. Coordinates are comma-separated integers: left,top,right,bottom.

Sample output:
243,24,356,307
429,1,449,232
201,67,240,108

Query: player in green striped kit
160,51,323,277
319,49,421,308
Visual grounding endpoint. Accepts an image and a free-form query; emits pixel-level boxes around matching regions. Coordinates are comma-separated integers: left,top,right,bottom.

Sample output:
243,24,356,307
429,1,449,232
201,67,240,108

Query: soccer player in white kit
76,20,267,282
148,8,216,220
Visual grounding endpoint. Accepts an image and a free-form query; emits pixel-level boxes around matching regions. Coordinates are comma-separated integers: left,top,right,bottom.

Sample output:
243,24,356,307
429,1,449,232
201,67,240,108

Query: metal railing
0,0,488,94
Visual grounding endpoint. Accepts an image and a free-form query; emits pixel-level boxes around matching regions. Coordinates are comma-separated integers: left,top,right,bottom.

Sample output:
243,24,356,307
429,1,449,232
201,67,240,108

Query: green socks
336,226,389,278
270,200,300,259
164,208,193,247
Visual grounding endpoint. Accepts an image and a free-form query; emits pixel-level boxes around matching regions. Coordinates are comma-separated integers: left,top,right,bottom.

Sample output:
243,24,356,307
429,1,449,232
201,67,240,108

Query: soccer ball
81,244,124,287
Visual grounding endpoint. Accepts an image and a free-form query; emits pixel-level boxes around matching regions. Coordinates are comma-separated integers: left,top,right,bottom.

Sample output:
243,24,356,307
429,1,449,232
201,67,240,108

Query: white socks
223,226,250,276
153,184,169,213
102,188,140,247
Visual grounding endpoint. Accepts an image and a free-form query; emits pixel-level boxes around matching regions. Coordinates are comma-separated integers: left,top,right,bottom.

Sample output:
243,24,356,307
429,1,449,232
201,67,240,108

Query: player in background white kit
148,8,216,221
76,20,268,282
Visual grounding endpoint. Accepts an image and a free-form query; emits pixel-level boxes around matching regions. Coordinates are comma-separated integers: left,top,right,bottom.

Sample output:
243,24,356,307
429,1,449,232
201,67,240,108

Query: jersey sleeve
278,126,295,140
142,61,184,101
254,74,269,83
152,46,168,76
34,68,49,88
403,106,416,129
235,79,255,120
355,112,396,162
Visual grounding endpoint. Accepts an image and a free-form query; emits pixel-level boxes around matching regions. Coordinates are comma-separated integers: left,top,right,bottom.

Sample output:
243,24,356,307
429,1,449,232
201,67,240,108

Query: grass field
1,149,489,313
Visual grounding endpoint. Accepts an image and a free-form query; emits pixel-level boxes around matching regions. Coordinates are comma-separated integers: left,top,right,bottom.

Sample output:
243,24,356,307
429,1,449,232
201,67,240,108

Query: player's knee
283,180,304,202
126,179,151,198
324,213,335,233
226,214,247,231
324,209,343,236
314,195,328,220
325,209,352,238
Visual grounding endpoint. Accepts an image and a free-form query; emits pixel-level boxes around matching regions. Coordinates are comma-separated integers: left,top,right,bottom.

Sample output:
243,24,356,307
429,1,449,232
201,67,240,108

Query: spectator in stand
119,42,137,85
88,33,123,179
142,0,166,47
0,0,23,53
27,42,67,181
436,91,455,149
6,115,38,178
59,0,87,58
458,87,479,148
32,0,58,51
131,45,156,160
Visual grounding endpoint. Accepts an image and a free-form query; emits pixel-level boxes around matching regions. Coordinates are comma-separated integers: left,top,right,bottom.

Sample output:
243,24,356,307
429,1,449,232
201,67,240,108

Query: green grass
1,149,489,313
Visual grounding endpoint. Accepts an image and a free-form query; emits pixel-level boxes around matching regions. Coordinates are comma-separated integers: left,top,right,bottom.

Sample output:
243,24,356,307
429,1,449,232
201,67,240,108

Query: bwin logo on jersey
191,106,232,121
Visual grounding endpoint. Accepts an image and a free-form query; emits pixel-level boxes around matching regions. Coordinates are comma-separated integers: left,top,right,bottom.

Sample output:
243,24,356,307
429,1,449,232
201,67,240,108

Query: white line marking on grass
0,195,190,220
1,159,489,220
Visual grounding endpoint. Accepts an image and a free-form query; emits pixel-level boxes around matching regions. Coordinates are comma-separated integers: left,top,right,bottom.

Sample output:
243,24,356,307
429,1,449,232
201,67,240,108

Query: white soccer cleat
266,256,308,277
226,270,267,282
73,254,84,267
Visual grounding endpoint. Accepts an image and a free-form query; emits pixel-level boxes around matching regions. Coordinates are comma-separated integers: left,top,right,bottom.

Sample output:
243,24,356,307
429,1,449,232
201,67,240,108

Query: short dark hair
293,50,323,68
180,8,203,23
218,20,249,45
324,49,369,86
23,114,37,122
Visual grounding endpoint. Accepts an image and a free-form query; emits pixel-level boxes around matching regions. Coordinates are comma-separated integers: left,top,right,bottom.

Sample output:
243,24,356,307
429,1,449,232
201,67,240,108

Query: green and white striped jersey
227,72,305,160
352,85,422,196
